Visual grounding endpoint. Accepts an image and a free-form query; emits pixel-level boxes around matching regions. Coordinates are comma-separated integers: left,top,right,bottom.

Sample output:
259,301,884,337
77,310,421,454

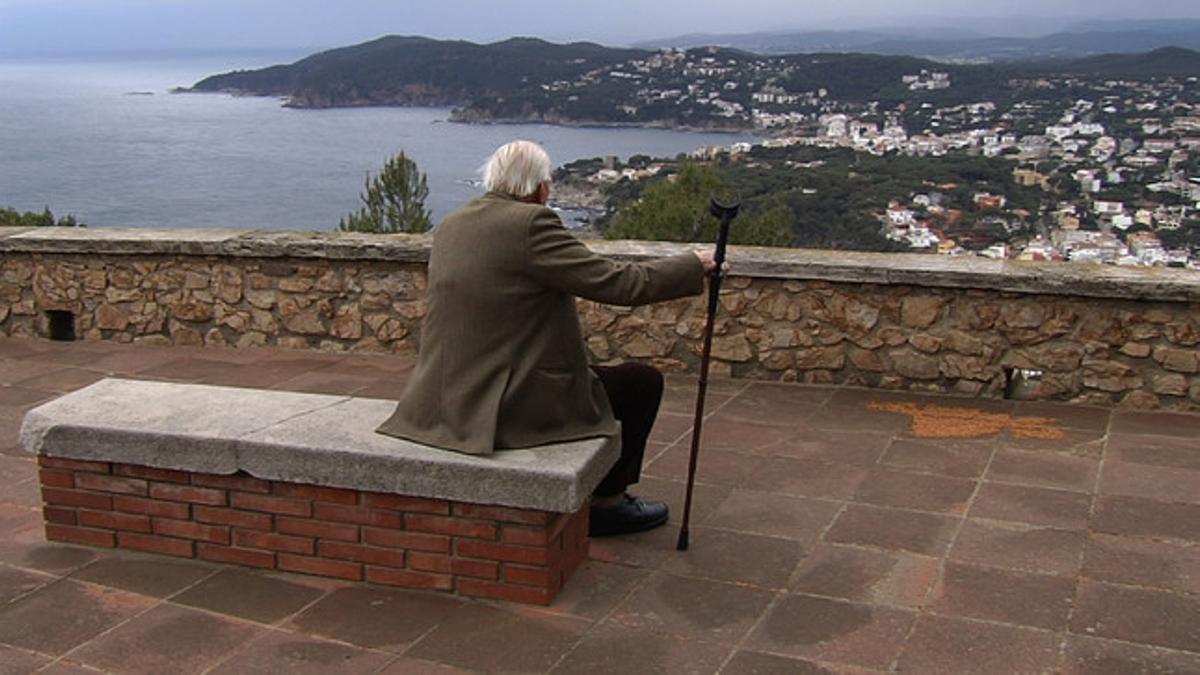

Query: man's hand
693,249,730,275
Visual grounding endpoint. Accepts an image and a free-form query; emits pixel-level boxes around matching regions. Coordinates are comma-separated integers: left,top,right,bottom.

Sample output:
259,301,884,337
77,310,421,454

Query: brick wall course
37,460,589,606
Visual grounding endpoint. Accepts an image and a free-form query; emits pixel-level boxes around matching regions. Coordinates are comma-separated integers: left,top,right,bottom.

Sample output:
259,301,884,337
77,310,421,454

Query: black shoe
589,494,669,537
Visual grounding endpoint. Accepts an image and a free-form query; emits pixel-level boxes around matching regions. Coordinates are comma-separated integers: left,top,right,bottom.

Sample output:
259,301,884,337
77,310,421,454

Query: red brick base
37,456,589,605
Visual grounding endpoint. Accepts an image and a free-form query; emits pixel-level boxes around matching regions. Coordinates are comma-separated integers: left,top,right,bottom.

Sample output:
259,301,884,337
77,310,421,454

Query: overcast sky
2,0,1199,55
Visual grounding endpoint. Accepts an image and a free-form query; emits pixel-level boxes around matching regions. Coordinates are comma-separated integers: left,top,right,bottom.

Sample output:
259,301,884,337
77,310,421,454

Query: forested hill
187,35,650,108
184,35,1200,129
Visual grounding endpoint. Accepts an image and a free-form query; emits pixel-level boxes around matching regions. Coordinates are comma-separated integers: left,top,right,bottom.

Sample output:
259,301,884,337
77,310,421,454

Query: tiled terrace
1,336,1198,674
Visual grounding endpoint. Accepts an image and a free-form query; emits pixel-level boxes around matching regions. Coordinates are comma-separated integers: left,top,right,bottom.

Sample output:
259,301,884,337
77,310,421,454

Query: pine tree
339,151,432,234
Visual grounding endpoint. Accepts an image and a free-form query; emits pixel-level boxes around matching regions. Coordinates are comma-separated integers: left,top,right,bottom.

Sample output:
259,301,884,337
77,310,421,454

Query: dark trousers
590,363,664,497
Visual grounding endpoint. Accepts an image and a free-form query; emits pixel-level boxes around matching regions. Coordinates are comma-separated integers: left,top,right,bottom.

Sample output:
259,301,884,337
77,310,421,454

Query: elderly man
377,140,717,536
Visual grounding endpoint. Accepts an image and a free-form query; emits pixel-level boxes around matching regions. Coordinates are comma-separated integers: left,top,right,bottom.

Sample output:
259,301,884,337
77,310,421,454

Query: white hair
482,140,552,198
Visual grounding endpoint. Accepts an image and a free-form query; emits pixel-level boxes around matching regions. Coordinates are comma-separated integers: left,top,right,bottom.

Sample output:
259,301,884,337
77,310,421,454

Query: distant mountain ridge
182,35,1200,130
638,21,1200,62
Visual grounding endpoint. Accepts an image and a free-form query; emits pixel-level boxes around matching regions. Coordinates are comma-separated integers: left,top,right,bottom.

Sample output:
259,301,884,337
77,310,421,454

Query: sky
1,0,1199,55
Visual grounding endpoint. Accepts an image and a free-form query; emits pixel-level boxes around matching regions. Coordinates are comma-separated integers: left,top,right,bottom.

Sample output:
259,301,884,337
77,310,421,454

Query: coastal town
546,47,1200,269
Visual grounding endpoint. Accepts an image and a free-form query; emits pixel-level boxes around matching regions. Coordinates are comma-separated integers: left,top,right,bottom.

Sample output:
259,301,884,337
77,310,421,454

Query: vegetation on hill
184,35,1200,132
189,36,648,108
585,147,1047,252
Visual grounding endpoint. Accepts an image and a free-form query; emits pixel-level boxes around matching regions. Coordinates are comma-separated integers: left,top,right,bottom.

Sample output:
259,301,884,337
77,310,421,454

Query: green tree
605,163,793,246
0,207,80,227
339,151,431,234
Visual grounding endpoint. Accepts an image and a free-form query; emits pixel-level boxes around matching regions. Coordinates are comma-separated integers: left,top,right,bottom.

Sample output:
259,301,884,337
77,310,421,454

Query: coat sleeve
524,208,705,306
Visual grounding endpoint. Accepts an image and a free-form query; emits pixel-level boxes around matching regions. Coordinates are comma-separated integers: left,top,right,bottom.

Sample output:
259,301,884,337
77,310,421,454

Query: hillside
183,36,1200,131
188,35,649,108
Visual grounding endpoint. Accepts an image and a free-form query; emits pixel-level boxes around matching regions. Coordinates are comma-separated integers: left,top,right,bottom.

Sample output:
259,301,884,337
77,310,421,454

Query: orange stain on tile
867,402,1065,440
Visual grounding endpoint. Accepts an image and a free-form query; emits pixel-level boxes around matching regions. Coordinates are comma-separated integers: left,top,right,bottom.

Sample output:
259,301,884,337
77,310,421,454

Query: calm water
0,53,755,230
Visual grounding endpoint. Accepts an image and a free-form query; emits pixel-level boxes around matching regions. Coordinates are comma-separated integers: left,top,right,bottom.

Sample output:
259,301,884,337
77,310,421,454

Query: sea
0,51,757,231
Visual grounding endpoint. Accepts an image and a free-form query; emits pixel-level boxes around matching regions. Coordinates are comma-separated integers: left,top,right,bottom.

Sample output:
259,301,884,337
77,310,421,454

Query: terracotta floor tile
1099,461,1200,505
0,565,55,605
896,615,1061,675
745,594,915,670
1110,410,1200,438
659,384,735,417
208,630,395,675
135,357,245,381
0,644,52,672
405,603,590,672
643,445,759,487
878,438,993,478
0,523,106,574
950,520,1085,576
286,586,461,652
1083,533,1200,594
1091,496,1200,542
83,347,196,375
608,572,774,643
0,579,157,655
748,457,870,500
649,412,694,445
704,382,829,425
703,489,842,543
992,427,1107,458
928,561,1075,630
586,523,682,570
1070,580,1200,653
763,428,893,467
694,417,804,452
0,359,66,386
551,621,732,674
0,501,38,530
789,544,938,609
824,505,959,556
852,469,977,515
13,367,107,394
1062,634,1200,675
986,449,1099,493
722,650,880,674
660,527,804,589
969,482,1092,529
6,479,39,509
69,603,263,673
1012,401,1112,433
544,560,649,621
1106,433,1200,471
375,657,473,674
69,554,214,598
172,568,332,623
0,385,55,407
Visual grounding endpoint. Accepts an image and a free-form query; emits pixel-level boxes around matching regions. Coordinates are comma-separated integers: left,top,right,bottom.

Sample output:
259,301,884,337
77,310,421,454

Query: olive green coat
376,192,705,455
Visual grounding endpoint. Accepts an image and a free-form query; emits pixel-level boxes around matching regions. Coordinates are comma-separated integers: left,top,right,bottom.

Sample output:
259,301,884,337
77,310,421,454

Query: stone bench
21,378,618,605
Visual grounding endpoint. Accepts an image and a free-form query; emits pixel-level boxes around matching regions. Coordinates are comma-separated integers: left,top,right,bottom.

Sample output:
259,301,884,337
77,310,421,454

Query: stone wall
3,226,1199,410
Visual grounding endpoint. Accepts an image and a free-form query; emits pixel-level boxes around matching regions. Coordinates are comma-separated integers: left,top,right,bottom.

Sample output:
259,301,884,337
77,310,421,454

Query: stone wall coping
3,225,1199,302
20,378,618,513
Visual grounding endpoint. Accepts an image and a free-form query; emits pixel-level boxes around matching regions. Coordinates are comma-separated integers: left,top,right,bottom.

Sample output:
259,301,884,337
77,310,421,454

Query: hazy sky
2,0,1199,55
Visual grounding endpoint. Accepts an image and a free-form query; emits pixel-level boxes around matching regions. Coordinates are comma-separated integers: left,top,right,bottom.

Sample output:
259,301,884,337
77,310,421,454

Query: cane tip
676,529,689,551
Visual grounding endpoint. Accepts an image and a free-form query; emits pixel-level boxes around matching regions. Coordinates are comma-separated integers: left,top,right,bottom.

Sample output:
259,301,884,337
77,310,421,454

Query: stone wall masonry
3,226,1200,410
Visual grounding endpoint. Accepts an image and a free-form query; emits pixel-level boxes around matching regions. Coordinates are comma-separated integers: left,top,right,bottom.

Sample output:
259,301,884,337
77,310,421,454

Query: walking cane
677,193,740,551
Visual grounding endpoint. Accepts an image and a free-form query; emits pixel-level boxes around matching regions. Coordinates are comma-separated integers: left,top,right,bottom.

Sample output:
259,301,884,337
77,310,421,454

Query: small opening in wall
46,310,76,341
1004,367,1044,401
